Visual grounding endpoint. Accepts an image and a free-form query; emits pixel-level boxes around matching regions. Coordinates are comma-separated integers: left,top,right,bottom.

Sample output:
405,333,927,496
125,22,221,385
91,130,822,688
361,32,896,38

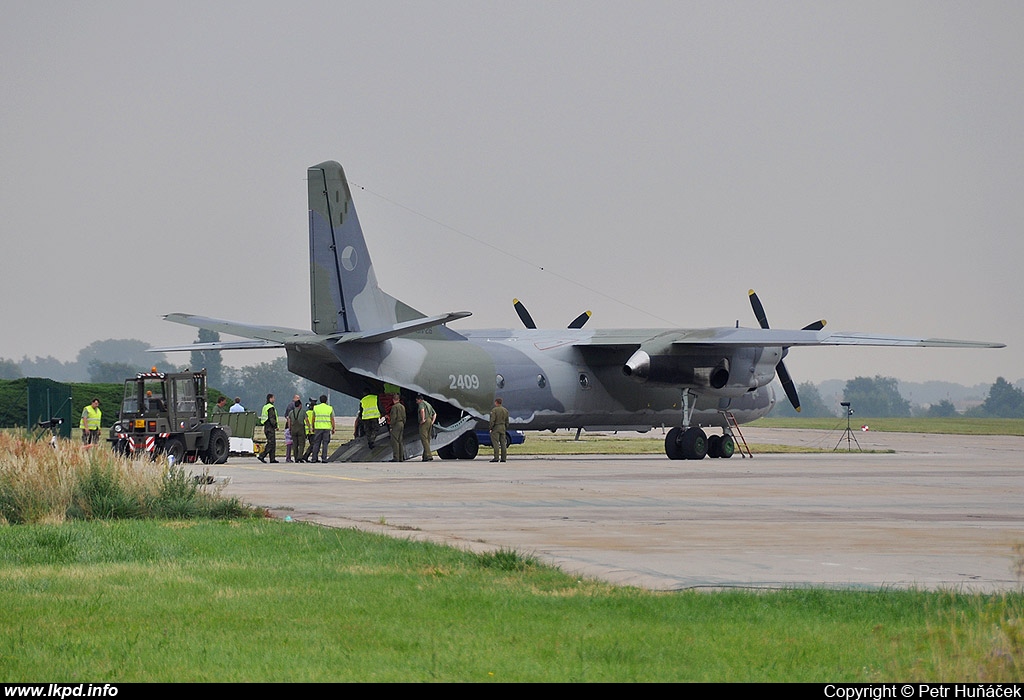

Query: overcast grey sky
2,1,1020,385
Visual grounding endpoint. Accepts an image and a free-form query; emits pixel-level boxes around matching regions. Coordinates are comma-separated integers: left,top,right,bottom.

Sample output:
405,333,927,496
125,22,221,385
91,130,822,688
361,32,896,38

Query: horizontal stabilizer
332,312,472,344
163,313,314,344
149,339,282,352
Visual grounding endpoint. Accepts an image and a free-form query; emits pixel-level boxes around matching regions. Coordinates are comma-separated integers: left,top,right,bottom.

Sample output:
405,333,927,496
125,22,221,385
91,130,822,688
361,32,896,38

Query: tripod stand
833,404,862,452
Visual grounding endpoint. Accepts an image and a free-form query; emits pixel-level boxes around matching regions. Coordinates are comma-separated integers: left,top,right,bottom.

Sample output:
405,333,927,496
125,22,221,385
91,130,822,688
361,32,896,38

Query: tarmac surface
210,428,1024,592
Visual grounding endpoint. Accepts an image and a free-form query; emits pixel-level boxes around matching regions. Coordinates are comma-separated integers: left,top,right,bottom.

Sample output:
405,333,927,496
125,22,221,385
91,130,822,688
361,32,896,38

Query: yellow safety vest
81,405,101,430
305,409,315,434
360,395,381,420
313,402,334,429
260,403,274,425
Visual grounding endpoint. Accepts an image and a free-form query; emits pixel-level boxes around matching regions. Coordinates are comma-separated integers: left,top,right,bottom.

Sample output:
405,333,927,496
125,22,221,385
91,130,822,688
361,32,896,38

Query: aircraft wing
575,327,1005,349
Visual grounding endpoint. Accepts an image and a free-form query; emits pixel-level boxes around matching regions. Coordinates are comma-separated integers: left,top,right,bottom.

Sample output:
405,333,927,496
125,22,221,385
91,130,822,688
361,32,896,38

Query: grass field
753,416,1024,436
2,428,1022,681
1,519,1021,682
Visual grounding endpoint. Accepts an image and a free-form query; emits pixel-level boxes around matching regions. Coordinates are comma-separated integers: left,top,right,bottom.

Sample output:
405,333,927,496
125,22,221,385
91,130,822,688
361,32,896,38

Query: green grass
0,431,254,524
754,416,1024,435
0,520,1020,682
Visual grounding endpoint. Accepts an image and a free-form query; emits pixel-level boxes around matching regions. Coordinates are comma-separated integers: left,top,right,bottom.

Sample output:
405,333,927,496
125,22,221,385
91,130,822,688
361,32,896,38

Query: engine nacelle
623,346,779,396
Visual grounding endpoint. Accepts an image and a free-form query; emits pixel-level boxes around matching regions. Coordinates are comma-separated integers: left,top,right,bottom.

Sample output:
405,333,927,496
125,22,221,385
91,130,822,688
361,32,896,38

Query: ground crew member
259,394,278,463
311,394,335,463
489,397,509,462
359,392,381,450
211,396,228,414
299,398,316,462
416,395,436,461
388,394,406,462
287,398,306,462
80,398,101,446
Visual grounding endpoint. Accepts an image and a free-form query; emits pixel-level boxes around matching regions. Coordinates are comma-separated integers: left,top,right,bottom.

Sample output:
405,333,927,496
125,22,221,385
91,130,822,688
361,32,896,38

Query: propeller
513,298,537,329
513,299,592,330
748,290,827,413
567,310,592,329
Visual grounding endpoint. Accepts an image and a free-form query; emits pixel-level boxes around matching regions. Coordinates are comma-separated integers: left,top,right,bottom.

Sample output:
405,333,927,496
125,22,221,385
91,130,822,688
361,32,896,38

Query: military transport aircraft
154,160,1004,461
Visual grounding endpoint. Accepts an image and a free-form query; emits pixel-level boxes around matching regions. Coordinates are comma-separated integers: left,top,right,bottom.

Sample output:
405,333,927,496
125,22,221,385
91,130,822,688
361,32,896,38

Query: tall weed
0,431,253,524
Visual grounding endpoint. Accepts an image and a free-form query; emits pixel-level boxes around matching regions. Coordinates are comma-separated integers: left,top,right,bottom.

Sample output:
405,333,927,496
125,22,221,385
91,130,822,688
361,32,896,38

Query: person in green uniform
489,397,509,462
416,395,436,461
259,394,278,463
388,394,406,462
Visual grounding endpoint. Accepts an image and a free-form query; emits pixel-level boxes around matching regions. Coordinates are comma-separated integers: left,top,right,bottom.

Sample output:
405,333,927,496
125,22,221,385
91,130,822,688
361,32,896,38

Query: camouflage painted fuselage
283,324,775,431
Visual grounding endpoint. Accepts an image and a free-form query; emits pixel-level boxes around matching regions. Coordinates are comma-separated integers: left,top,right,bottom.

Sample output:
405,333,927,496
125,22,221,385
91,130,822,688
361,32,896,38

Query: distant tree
0,358,22,379
19,355,83,382
190,329,225,389
76,339,171,373
979,377,1024,418
842,376,911,417
772,381,836,418
229,358,302,411
926,399,959,418
87,360,140,384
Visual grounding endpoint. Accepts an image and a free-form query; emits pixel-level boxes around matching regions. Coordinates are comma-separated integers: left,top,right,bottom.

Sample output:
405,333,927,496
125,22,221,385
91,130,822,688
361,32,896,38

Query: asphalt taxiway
209,428,1024,592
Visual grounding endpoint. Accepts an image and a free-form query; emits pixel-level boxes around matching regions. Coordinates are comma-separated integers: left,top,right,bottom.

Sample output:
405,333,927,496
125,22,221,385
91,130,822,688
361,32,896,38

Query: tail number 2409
449,374,480,390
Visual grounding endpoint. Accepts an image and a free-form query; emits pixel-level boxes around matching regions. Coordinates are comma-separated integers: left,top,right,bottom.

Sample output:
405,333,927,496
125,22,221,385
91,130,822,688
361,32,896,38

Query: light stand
834,401,862,452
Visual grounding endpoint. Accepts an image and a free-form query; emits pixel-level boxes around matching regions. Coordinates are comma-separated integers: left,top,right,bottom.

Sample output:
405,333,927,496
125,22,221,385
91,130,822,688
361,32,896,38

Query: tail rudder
307,161,423,334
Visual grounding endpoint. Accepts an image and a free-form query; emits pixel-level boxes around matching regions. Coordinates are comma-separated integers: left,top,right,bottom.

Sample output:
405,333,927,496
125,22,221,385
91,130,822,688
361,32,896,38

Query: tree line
0,334,357,420
772,375,1024,418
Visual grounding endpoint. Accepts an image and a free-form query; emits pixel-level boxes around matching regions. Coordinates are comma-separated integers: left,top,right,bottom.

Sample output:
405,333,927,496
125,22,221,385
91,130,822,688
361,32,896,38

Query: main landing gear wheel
665,427,707,460
453,431,479,460
718,434,735,459
442,432,480,460
706,434,736,459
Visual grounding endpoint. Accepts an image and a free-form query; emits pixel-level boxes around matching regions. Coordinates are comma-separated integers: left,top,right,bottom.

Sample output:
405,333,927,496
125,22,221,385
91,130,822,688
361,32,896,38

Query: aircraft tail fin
307,161,424,334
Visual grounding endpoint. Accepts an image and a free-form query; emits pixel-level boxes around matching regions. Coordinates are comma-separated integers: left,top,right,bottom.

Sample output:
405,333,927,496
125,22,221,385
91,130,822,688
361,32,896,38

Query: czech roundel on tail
153,161,1004,461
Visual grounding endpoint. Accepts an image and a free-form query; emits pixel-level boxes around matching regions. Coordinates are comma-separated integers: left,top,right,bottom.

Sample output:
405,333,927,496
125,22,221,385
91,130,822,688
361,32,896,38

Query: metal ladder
720,411,753,458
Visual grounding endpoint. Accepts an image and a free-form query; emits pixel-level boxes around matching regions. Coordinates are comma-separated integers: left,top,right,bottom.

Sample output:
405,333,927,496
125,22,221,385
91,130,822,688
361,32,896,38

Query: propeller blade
748,291,805,411
748,290,770,330
568,310,592,329
776,360,801,412
512,299,537,329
